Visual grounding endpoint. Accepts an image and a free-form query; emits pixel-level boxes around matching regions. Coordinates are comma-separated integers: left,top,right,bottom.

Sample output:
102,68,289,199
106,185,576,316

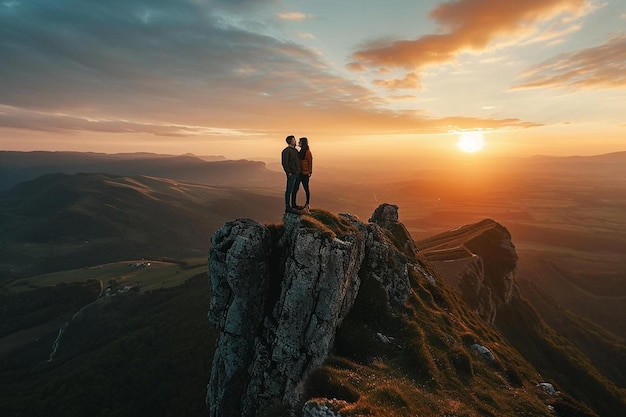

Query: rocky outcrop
206,203,429,417
416,218,519,324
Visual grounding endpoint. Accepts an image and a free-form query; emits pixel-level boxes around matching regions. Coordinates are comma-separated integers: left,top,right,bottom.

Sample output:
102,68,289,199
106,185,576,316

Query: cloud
0,0,541,140
276,12,314,21
0,99,538,140
0,106,256,137
0,1,345,125
373,73,421,89
349,0,590,82
513,35,626,90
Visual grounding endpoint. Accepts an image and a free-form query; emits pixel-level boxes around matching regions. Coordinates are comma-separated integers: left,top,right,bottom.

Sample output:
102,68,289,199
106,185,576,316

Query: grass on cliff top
296,264,601,417
299,209,358,240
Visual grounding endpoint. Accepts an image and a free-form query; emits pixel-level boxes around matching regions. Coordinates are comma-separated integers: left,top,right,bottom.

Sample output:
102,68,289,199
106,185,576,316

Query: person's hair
285,135,295,144
298,137,309,159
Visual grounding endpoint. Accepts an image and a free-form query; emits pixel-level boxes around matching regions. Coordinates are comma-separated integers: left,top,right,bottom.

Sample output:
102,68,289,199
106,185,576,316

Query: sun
456,131,485,153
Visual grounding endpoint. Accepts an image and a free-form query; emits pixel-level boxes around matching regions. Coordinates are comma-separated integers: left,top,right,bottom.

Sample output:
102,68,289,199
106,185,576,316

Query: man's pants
285,174,299,207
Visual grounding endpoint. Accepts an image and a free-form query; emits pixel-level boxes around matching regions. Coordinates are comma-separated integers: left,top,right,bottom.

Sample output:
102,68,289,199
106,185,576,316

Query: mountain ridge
416,218,626,414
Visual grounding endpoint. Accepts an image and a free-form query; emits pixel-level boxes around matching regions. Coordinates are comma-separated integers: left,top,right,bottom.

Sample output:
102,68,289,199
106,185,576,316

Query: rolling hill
0,172,284,279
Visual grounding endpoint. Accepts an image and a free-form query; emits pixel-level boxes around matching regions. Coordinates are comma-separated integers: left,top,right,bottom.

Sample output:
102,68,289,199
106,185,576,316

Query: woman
294,137,313,212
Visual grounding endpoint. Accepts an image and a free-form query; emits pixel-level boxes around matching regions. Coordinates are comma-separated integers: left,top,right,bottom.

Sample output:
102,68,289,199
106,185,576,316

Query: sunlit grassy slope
307,268,599,417
283,209,614,417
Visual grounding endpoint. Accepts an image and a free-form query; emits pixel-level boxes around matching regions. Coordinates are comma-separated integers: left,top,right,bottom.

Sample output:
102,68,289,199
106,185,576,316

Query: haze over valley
2,150,625,336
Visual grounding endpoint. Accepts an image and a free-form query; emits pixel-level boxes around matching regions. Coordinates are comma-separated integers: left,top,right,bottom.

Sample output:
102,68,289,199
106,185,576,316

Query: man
281,135,300,213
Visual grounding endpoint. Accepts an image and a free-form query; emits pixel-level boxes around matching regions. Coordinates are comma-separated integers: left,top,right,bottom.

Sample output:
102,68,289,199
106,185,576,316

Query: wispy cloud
276,12,314,21
349,0,591,88
513,35,626,90
0,0,351,130
0,106,256,137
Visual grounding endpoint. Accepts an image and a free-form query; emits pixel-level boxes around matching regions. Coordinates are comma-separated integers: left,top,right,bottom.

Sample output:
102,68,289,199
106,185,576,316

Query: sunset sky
1,0,625,164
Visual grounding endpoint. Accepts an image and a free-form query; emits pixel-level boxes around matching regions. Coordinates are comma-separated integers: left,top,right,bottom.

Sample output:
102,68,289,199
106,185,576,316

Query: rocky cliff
415,219,519,324
206,204,436,417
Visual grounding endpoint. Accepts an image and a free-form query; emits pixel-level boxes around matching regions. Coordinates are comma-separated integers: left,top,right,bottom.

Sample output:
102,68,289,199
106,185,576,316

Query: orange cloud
350,0,589,72
513,35,626,90
373,72,421,89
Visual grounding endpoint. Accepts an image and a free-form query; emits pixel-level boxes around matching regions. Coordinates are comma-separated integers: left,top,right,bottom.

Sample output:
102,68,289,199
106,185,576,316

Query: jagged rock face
207,219,272,417
416,218,519,324
206,204,417,417
240,213,366,416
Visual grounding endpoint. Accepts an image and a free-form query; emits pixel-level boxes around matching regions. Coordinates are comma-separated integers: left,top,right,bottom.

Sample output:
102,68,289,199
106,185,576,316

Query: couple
281,135,312,214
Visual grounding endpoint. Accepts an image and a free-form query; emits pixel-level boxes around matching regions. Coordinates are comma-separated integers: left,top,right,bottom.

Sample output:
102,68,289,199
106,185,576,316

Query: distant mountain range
0,150,282,191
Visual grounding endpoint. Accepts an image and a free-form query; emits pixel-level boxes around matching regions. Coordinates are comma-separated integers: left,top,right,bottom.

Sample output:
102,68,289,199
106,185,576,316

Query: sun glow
456,131,485,153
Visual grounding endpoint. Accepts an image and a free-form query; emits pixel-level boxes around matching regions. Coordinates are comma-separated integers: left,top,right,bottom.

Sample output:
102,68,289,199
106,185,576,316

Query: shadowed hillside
0,172,284,279
517,279,626,388
0,274,216,417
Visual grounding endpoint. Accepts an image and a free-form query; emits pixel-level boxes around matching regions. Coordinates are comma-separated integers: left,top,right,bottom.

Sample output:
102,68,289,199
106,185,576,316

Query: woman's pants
292,174,310,206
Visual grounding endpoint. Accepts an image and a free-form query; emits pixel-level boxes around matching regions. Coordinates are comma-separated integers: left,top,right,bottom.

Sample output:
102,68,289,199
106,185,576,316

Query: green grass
300,209,358,241
6,259,207,294
295,207,569,415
